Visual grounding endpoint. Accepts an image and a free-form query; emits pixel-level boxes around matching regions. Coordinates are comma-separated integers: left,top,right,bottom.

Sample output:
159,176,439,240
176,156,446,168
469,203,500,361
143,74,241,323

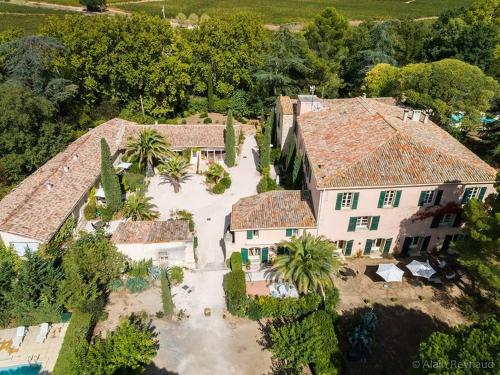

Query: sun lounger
12,326,26,349
36,323,49,344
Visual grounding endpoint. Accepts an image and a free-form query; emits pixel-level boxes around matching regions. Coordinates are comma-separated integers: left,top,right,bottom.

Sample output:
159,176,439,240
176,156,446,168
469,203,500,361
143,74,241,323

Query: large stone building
228,95,497,266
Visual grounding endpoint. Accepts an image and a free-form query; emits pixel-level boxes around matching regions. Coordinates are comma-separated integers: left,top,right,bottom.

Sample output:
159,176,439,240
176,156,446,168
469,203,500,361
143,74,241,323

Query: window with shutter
418,191,427,206
421,236,431,252
241,248,248,263
370,216,380,230
462,187,474,204
393,190,402,207
285,228,293,237
430,215,441,228
364,239,372,255
434,190,443,205
347,217,357,232
261,247,269,263
345,240,353,256
377,191,386,208
478,187,487,201
246,230,253,240
352,192,359,209
383,238,392,254
335,193,343,210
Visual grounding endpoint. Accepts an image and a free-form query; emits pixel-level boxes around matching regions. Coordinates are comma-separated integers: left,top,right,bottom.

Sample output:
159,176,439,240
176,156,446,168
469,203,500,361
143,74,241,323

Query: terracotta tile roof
231,190,317,230
298,97,497,188
278,95,293,115
0,118,228,242
112,220,190,244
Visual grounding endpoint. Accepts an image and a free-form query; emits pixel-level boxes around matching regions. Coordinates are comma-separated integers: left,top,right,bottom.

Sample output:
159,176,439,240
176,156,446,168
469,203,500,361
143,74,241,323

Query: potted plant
245,260,251,270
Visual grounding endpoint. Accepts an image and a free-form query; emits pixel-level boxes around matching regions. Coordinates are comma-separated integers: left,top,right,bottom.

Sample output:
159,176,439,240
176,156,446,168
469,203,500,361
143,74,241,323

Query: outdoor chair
36,323,49,344
12,326,26,349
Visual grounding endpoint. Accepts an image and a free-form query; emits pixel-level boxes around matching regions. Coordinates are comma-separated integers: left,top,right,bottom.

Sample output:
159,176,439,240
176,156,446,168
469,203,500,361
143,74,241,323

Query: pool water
0,364,41,375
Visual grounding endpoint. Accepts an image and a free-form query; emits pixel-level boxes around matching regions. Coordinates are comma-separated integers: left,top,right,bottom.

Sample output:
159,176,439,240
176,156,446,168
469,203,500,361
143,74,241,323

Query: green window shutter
246,230,253,240
421,236,431,252
452,213,462,228
393,190,402,207
430,215,440,228
370,216,380,231
285,228,293,237
347,217,357,232
261,247,269,263
478,187,487,202
434,190,443,206
383,238,392,254
364,239,372,255
352,192,359,209
241,248,248,264
418,191,426,206
442,235,452,251
345,240,353,256
461,188,472,204
377,191,386,208
402,237,411,255
335,193,343,210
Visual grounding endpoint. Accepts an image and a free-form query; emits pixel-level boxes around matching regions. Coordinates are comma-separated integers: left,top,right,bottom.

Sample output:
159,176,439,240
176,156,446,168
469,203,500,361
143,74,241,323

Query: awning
376,264,404,282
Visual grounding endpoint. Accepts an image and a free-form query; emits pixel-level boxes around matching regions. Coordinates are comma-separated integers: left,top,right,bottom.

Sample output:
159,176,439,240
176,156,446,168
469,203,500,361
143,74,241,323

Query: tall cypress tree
224,111,236,167
207,65,214,112
100,138,121,212
259,116,272,171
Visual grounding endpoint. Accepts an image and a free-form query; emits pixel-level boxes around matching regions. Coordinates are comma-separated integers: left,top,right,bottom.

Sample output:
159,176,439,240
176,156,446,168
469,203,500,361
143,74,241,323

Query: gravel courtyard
147,136,261,268
148,270,272,375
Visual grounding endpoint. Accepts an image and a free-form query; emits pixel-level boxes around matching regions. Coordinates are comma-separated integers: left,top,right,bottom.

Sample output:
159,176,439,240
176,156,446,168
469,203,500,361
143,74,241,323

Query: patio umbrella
406,260,436,279
376,264,404,282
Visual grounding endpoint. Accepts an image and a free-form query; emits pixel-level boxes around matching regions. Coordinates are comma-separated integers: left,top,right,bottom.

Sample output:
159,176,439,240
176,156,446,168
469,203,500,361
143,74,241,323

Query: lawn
114,0,473,24
0,2,71,14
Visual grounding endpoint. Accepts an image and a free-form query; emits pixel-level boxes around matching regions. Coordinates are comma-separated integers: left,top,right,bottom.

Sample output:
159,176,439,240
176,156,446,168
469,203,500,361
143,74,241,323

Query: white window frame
383,190,396,208
409,237,421,249
334,240,346,252
372,238,384,252
423,190,434,205
249,247,261,257
290,228,299,236
252,230,260,239
341,192,353,209
356,216,370,230
469,187,480,199
438,213,453,227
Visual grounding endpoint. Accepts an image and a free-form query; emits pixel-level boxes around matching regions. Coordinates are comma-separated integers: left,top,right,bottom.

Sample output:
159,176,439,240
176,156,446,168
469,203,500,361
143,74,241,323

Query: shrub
169,266,184,285
223,270,247,316
270,148,281,164
211,182,226,194
98,205,113,222
199,112,208,118
194,236,198,249
109,279,122,292
220,175,232,189
257,173,278,193
155,311,164,319
161,270,174,316
230,252,242,271
126,277,149,293
270,310,341,374
123,172,145,192
127,259,152,278
187,96,207,114
53,311,96,375
83,203,97,220
170,210,195,232
203,117,212,124
247,294,321,320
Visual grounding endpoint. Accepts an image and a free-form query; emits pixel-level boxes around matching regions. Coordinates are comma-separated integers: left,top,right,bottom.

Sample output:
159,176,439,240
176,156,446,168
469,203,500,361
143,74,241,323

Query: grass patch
114,0,473,23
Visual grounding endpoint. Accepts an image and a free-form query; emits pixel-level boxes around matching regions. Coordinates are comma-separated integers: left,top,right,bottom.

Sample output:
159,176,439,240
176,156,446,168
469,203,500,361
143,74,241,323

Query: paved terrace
0,323,68,372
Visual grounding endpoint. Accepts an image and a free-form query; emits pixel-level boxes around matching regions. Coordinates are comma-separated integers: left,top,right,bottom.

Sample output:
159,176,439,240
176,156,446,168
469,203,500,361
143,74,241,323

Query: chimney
424,113,429,124
297,95,322,116
155,120,158,125
403,109,410,122
63,165,70,172
46,182,54,191
73,154,79,161
411,110,421,121
362,92,367,98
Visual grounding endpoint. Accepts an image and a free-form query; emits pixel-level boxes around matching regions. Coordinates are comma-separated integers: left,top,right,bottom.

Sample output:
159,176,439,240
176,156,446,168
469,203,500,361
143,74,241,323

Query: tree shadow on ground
337,303,450,375
144,363,179,375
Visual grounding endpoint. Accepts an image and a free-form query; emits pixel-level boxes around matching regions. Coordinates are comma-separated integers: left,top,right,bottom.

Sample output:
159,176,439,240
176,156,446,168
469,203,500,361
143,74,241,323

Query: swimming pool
0,363,41,375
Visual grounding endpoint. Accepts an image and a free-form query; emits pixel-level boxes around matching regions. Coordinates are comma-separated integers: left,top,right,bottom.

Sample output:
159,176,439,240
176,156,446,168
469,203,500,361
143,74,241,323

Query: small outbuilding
112,220,195,268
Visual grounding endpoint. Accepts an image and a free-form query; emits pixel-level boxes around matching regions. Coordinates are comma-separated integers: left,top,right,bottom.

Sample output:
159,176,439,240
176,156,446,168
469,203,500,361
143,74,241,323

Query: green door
364,239,372,255
241,248,248,264
345,240,353,256
261,247,269,263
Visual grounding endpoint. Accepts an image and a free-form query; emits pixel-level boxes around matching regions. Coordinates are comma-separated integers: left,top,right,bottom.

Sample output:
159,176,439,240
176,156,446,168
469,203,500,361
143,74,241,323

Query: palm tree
125,129,171,177
205,162,225,184
123,192,160,221
269,233,340,300
160,155,190,193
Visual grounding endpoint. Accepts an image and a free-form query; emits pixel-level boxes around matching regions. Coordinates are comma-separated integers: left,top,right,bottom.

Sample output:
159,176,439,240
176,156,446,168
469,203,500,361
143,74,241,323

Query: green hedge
229,252,242,270
53,311,96,375
247,293,321,320
223,270,247,316
126,277,149,293
161,270,174,317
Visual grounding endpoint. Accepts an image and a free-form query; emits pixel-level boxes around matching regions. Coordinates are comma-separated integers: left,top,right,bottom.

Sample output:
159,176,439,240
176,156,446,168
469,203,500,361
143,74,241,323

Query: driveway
148,270,271,375
147,137,261,268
